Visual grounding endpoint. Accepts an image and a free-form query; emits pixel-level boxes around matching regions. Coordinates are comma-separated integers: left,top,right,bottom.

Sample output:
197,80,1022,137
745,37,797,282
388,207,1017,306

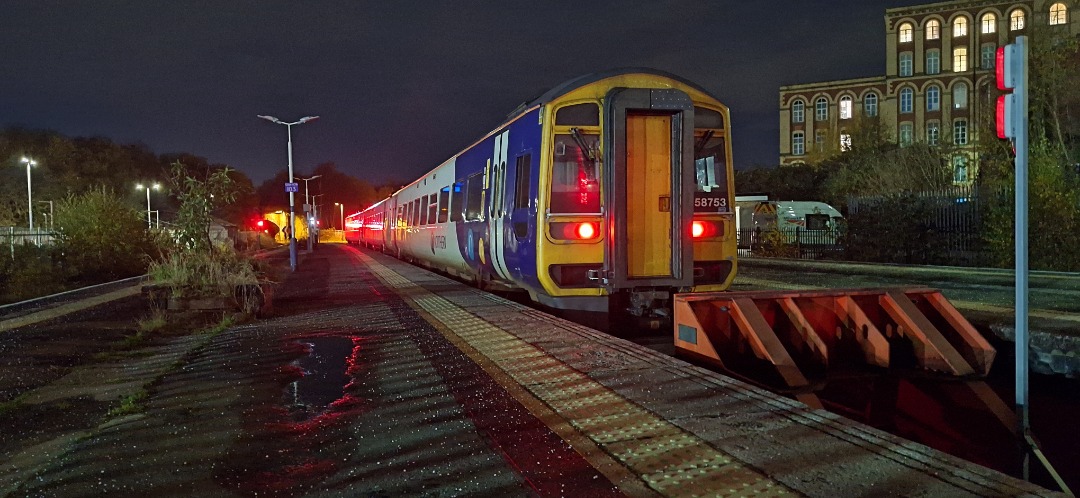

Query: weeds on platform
108,389,148,417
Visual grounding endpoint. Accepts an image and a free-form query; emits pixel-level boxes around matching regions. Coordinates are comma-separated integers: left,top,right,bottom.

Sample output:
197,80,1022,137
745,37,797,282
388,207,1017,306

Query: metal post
145,186,153,228
1012,35,1030,475
287,125,297,271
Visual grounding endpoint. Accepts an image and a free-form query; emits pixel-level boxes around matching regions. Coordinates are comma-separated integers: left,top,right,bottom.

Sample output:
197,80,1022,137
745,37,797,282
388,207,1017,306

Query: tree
53,187,157,284
166,160,239,254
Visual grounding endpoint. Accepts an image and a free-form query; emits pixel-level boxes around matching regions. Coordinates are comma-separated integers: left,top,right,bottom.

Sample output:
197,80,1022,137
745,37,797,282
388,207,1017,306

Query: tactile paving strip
357,252,794,497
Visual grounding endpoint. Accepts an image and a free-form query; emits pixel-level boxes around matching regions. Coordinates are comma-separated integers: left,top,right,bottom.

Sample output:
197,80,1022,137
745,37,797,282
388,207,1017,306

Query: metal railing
2,227,56,259
737,228,844,260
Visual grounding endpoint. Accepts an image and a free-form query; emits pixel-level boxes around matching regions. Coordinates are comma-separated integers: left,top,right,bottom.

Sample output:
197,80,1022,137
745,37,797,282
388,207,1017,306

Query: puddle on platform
286,336,354,419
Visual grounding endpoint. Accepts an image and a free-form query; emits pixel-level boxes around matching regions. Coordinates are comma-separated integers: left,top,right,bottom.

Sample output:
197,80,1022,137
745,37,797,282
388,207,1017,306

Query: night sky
1,1,930,186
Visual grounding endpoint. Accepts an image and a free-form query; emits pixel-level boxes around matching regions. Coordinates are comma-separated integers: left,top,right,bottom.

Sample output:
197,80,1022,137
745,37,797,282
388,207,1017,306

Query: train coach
347,68,737,319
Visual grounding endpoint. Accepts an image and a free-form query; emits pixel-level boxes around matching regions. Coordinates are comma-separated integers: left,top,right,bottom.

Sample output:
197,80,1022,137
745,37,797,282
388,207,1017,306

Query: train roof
503,67,722,121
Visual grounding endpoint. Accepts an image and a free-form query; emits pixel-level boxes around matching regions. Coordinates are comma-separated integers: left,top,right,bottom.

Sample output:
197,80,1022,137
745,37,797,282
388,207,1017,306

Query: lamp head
20,156,37,166
298,116,319,124
257,115,282,124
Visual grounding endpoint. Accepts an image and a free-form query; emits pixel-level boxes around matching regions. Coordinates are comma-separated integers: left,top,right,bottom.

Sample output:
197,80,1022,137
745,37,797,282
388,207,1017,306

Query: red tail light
576,222,597,240
692,221,706,238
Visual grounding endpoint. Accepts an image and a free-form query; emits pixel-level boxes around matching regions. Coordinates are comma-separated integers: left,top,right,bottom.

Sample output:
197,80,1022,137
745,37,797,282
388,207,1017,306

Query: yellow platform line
0,286,142,333
356,251,792,497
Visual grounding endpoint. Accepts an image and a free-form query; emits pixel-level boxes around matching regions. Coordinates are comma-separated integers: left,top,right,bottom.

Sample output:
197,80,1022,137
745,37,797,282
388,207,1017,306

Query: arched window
954,119,969,145
900,88,913,113
1010,9,1026,30
840,96,853,119
926,85,941,111
899,22,914,43
926,19,941,40
927,121,941,146
953,155,969,183
927,49,941,74
1050,3,1068,25
864,92,878,117
899,123,914,146
840,132,852,152
792,132,805,156
815,97,828,121
953,82,969,109
981,13,996,34
954,16,968,37
792,99,805,123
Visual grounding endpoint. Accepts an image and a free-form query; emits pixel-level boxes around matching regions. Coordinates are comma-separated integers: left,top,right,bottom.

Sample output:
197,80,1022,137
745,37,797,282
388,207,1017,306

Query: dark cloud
1,0,929,185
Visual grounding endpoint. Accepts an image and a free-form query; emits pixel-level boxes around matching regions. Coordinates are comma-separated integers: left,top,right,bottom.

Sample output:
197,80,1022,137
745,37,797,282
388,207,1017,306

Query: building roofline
780,76,886,92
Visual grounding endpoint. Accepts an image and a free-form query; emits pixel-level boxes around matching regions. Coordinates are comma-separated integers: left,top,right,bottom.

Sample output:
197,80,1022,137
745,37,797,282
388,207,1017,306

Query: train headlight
576,222,597,240
692,221,706,238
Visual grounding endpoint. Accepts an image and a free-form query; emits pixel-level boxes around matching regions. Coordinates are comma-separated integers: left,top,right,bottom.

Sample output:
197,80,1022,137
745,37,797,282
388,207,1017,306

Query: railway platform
0,244,1063,496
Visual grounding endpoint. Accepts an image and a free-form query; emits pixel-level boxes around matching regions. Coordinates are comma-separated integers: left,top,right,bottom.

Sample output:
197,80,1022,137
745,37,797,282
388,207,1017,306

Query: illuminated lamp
576,222,597,240
692,221,706,238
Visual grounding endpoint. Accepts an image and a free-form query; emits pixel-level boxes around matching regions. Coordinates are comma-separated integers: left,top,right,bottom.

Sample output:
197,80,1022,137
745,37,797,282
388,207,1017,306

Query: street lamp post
299,175,322,251
258,115,319,272
136,183,161,229
20,157,37,230
334,202,344,230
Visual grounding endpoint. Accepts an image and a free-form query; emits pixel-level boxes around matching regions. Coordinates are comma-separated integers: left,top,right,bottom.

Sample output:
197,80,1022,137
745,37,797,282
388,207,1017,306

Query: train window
410,199,420,226
514,154,532,210
555,103,599,126
465,173,484,221
450,182,464,222
422,195,433,225
397,206,403,228
550,134,601,214
438,186,450,223
427,194,438,224
694,135,729,200
694,107,724,129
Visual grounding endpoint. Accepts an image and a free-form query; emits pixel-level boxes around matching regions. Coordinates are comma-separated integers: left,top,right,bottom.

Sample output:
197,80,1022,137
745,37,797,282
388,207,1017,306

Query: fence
2,227,56,259
737,228,844,260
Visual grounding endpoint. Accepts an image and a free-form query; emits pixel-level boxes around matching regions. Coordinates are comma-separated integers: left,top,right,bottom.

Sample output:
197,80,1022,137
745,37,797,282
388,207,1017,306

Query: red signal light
692,221,706,238
256,219,265,228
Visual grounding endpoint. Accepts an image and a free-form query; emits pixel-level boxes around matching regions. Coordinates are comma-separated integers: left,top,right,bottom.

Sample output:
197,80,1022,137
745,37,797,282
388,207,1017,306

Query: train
346,68,737,319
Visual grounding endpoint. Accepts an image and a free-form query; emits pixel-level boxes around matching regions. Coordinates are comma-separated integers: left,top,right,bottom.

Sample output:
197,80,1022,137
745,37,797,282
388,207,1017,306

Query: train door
488,130,513,281
605,88,695,289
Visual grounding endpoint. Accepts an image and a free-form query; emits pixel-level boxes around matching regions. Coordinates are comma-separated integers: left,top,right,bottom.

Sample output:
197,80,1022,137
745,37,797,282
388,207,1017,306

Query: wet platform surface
0,244,1064,496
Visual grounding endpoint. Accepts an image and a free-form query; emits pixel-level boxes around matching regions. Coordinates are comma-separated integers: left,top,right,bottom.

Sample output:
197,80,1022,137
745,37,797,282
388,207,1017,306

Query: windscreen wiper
570,127,596,161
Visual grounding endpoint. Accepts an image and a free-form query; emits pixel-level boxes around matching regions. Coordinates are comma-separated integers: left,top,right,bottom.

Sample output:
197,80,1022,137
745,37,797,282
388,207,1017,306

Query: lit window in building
954,16,968,37
900,87,913,113
864,92,878,117
926,85,941,111
953,82,968,108
1050,3,1067,25
981,44,996,69
815,130,826,152
927,121,940,146
899,123,913,146
792,99,805,123
953,47,968,72
899,52,913,76
954,119,968,145
840,133,852,152
899,22,913,43
927,49,941,74
1010,9,1026,30
926,19,941,40
815,97,828,121
792,132,805,155
981,13,996,34
953,155,969,183
840,96,852,119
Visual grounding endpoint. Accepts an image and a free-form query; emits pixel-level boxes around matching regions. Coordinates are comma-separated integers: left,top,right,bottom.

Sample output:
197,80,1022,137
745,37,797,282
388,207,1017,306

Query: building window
926,85,941,111
792,132,805,155
899,22,914,43
981,13,996,34
815,97,828,121
815,130,827,152
864,92,878,117
1010,9,1026,30
792,99,805,123
981,44,996,69
926,19,941,40
954,16,968,37
899,52,913,76
900,87,913,113
954,82,969,109
1050,3,1067,25
899,123,914,146
840,96,853,119
953,47,968,72
927,121,940,146
953,155,969,183
926,49,941,74
954,119,968,145
840,132,852,152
